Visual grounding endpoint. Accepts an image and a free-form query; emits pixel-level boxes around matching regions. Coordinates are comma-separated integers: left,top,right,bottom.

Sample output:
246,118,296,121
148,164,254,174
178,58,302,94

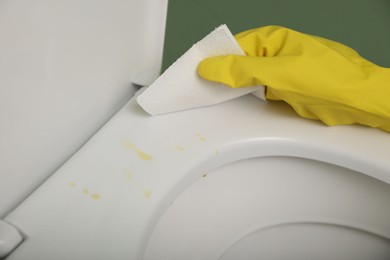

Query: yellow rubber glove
197,26,390,132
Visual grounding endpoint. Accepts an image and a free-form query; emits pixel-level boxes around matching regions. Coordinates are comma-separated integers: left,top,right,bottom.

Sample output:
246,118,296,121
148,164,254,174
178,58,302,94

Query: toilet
1,1,390,260
3,91,390,259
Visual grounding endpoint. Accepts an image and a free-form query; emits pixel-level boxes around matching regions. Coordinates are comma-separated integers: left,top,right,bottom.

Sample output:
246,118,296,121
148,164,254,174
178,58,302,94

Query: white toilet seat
4,92,390,259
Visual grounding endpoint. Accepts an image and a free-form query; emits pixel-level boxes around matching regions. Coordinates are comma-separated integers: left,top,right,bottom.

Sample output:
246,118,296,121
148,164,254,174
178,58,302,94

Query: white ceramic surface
4,91,390,259
0,0,168,217
145,157,390,260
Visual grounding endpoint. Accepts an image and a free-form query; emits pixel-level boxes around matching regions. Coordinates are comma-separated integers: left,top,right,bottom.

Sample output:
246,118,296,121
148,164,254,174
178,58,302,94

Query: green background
162,0,390,71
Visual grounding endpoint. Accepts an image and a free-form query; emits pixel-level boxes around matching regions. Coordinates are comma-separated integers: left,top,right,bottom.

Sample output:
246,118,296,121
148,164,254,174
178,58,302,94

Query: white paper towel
136,24,265,115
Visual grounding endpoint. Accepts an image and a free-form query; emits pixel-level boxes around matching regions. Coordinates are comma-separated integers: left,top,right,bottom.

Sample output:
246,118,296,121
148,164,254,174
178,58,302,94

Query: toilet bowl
3,92,390,259
145,157,390,260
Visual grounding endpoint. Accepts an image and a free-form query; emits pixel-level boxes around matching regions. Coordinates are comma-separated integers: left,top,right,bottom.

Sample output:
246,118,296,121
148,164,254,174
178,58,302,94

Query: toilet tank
0,0,168,217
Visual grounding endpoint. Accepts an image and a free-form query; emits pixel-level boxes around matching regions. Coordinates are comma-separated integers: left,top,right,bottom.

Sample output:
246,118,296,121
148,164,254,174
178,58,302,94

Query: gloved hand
197,25,390,132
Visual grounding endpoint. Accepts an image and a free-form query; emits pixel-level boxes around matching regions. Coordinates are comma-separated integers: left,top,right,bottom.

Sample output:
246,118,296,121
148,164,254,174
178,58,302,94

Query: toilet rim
216,219,390,260
4,96,390,260
142,136,390,257
166,137,390,198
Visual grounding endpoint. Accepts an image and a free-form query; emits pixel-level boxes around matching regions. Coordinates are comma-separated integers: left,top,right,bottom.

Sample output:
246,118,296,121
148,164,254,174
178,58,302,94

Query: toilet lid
5,92,390,259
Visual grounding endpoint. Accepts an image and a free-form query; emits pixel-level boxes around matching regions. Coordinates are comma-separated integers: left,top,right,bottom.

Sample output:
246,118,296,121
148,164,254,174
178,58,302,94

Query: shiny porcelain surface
5,92,390,259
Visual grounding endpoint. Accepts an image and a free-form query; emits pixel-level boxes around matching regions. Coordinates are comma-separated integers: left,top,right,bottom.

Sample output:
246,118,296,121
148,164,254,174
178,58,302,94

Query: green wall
162,0,390,71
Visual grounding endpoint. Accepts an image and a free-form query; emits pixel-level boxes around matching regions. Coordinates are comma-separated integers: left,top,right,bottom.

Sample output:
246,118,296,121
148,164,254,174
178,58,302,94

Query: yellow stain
122,168,153,199
122,141,153,161
196,133,206,142
144,190,152,199
91,194,101,200
215,149,219,155
68,182,101,201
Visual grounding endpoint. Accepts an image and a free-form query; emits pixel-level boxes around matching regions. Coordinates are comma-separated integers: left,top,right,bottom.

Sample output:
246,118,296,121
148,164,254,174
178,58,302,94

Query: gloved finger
197,54,316,89
197,55,266,88
234,25,296,57
233,25,326,58
234,26,372,66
